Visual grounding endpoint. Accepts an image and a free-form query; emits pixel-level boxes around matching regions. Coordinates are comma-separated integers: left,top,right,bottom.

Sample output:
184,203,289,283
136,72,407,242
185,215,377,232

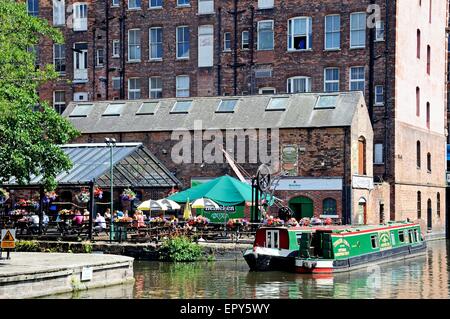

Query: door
289,196,314,220
265,230,280,249
74,43,88,81
357,200,367,225
427,199,432,230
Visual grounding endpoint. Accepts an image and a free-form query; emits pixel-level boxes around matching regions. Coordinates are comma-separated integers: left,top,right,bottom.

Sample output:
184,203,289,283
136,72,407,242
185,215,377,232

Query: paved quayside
0,252,134,299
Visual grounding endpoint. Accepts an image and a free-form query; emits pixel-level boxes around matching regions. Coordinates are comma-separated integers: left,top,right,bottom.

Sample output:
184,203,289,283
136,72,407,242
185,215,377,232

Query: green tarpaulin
168,175,262,206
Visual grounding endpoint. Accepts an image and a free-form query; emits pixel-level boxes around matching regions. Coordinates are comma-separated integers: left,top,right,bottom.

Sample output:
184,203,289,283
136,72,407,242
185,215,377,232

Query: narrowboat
243,226,316,271
295,222,426,274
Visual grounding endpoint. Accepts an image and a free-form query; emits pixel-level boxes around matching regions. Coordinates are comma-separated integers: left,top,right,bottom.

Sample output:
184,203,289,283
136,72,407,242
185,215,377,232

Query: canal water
53,240,450,299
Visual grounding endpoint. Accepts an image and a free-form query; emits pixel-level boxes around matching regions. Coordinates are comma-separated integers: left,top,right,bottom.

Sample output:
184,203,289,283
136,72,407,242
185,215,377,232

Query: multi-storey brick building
29,0,448,237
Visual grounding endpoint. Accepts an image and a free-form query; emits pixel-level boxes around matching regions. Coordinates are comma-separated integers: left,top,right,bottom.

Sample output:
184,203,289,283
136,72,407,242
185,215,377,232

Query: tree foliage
0,0,80,191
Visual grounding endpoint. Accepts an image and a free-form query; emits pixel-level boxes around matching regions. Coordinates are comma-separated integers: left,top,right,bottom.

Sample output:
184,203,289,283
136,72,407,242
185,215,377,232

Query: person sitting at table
116,210,124,218
83,209,90,222
73,210,84,226
94,213,106,233
104,208,111,220
29,213,40,234
134,210,145,228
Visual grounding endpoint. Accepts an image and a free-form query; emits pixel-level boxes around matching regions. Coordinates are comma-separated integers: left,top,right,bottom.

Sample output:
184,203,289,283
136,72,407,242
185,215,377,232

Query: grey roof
6,143,181,188
62,92,365,134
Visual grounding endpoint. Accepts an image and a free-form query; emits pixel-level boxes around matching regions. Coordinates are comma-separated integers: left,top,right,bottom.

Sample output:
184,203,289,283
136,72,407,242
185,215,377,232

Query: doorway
427,199,432,230
289,196,314,220
357,198,367,225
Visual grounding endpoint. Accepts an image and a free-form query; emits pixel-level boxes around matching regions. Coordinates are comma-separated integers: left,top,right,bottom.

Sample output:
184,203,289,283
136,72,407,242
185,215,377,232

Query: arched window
358,136,367,175
426,102,430,128
427,45,431,74
427,199,432,230
417,191,422,219
427,152,431,172
416,87,420,116
323,198,337,215
437,193,441,218
416,141,421,168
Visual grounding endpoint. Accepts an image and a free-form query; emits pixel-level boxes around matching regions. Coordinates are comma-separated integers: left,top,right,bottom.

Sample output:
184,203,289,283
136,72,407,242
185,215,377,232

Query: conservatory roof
4,143,181,188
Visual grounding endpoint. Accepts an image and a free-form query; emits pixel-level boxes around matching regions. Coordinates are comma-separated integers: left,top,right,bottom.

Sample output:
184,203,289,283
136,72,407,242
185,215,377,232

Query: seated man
94,213,106,233
29,213,40,234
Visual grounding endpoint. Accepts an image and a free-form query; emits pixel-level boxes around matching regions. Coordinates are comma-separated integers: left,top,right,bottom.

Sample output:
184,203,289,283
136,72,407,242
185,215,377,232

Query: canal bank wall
0,252,134,299
13,240,253,261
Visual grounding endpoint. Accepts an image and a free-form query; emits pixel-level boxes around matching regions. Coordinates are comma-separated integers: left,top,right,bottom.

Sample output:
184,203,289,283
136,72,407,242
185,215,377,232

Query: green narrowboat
244,226,316,271
295,222,426,274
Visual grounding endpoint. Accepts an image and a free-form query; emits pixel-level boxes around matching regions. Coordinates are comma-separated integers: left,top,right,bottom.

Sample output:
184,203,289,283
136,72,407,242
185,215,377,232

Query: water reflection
64,240,449,299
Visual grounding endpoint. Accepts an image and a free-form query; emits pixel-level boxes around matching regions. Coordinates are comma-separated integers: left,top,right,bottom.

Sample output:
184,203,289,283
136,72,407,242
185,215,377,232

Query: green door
289,196,314,220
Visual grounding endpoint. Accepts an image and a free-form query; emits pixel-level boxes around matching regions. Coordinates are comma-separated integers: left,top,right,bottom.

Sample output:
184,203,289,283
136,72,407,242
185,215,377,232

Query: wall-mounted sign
81,267,93,281
271,178,343,191
1,229,16,249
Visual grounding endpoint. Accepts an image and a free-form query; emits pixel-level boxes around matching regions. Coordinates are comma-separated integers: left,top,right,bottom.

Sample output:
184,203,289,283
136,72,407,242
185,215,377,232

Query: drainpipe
105,0,110,100
119,0,126,100
217,7,222,96
232,0,238,95
92,27,96,101
249,5,255,95
368,0,376,123
343,127,351,225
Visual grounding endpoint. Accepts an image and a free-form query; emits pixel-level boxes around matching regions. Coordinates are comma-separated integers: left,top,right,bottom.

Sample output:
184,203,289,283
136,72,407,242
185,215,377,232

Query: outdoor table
112,221,132,242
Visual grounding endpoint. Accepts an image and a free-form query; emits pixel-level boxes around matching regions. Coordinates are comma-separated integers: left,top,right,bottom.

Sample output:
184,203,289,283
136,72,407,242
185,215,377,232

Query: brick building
63,92,387,225
29,0,448,236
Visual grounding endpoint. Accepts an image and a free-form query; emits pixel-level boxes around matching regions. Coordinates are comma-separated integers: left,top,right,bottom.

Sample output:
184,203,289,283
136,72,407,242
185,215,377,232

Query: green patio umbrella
168,175,271,206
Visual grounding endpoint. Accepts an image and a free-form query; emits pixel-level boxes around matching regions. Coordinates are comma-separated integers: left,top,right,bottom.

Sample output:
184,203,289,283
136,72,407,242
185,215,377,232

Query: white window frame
96,48,105,67
374,144,384,164
53,0,65,26
349,66,365,92
112,77,122,90
324,14,340,50
128,29,141,62
223,32,231,52
149,77,163,99
198,25,214,67
149,27,163,60
53,91,66,114
128,0,141,10
257,20,274,51
287,76,312,93
350,12,366,49
198,0,214,15
112,0,120,7
176,75,190,97
176,26,190,59
375,85,384,105
112,40,120,58
242,31,250,50
258,0,274,9
73,3,88,32
259,87,277,95
375,20,385,41
149,0,163,9
324,68,339,92
128,78,141,100
53,44,66,74
177,0,190,7
288,17,313,51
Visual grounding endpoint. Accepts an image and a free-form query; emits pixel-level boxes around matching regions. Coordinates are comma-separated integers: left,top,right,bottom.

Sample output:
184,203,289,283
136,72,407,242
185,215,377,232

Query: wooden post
88,181,95,240
38,186,44,235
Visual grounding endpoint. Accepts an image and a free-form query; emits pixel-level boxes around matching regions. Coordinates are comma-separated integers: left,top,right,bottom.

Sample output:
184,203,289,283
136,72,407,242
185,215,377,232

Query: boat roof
260,221,419,234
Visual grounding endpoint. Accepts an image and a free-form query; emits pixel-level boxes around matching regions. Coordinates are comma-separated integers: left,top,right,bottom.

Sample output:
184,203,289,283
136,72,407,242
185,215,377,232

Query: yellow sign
1,229,16,249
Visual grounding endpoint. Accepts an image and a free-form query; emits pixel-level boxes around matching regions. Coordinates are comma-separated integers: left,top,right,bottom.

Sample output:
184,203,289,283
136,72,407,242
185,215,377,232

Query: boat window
296,233,302,245
266,232,272,248
274,231,279,249
371,235,379,249
414,229,420,242
398,230,405,243
390,232,396,246
408,230,415,243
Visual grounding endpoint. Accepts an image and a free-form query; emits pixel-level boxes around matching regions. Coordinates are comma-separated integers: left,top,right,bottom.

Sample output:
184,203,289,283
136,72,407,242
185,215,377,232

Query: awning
4,143,181,188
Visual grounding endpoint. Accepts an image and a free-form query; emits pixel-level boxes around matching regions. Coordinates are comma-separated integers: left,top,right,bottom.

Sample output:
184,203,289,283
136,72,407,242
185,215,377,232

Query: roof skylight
266,97,289,111
315,95,338,109
171,101,193,114
137,102,159,115
216,99,238,113
103,103,125,116
69,104,93,117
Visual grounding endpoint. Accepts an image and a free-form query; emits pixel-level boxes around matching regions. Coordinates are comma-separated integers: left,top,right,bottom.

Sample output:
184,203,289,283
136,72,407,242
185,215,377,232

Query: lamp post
105,138,116,242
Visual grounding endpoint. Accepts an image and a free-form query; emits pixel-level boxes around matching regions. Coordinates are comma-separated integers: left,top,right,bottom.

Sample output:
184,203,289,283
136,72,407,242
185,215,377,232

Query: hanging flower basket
43,191,58,204
94,187,103,199
15,199,38,208
75,188,90,203
120,189,136,201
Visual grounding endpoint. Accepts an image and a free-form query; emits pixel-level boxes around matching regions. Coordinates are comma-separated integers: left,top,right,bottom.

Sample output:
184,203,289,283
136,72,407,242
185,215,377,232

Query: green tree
0,0,79,191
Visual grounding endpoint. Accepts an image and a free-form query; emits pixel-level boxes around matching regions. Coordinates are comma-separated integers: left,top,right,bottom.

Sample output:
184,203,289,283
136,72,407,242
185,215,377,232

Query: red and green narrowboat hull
295,222,427,274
